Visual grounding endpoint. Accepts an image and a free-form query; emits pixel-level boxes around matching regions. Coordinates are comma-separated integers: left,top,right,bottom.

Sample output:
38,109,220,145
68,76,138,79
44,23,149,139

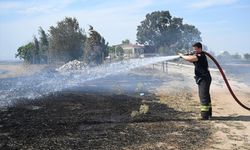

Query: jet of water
0,55,180,107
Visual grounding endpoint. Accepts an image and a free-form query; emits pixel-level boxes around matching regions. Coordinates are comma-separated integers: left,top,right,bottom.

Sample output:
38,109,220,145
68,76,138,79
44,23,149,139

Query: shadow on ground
0,91,212,150
211,115,250,122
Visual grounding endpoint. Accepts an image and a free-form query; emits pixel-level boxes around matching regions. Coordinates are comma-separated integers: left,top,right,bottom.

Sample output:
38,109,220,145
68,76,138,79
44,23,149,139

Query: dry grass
0,64,48,78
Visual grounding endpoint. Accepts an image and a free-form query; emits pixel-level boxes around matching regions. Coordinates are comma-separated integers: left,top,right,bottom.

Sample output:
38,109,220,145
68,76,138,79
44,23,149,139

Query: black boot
201,111,209,120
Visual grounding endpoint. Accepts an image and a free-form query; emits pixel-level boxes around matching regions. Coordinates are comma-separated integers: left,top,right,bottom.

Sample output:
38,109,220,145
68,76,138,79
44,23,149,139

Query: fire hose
203,51,250,111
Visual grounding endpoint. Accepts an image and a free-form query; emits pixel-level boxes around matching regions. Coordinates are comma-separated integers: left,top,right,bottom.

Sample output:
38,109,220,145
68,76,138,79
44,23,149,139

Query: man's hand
178,53,198,62
178,53,184,58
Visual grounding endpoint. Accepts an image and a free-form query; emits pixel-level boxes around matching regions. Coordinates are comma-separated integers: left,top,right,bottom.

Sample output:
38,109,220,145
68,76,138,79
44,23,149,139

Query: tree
244,53,250,60
137,11,201,55
33,36,40,63
49,17,86,62
217,51,232,62
15,42,35,63
38,27,49,63
15,27,49,64
231,53,241,60
179,24,202,50
84,26,108,64
122,39,130,45
115,46,124,57
108,46,116,53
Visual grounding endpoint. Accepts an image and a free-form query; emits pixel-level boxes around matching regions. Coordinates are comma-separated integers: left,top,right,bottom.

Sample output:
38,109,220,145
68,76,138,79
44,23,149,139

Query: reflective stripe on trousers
201,103,211,112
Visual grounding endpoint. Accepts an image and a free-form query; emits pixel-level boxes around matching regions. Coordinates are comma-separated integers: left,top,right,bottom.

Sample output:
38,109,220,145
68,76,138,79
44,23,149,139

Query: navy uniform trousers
196,75,212,118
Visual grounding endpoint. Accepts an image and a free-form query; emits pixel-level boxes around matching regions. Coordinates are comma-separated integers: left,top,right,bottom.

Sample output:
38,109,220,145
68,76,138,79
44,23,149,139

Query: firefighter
179,42,212,120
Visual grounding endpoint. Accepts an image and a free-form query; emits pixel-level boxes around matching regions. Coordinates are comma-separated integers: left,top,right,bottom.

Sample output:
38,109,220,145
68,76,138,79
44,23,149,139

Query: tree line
16,17,108,64
217,51,250,61
16,11,207,64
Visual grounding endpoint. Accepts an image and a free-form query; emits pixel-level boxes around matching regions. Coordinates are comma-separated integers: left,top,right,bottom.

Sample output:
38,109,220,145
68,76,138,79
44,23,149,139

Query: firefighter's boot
200,104,210,120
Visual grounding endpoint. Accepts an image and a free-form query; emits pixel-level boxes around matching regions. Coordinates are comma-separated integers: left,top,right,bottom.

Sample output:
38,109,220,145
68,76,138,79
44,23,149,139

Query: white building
115,43,144,58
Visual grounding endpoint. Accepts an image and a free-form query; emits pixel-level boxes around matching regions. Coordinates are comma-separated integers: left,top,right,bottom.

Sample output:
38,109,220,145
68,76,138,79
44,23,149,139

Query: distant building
115,43,144,58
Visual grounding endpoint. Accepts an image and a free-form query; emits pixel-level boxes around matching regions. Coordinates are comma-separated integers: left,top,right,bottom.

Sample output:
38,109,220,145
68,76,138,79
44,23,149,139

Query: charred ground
0,90,212,150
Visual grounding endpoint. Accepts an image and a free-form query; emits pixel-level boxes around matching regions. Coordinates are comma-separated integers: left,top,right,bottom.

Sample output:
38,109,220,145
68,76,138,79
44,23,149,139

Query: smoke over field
0,56,180,107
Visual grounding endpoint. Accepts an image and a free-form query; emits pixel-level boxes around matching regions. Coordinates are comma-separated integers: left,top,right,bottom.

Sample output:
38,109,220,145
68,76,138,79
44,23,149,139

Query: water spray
0,55,180,107
203,51,250,111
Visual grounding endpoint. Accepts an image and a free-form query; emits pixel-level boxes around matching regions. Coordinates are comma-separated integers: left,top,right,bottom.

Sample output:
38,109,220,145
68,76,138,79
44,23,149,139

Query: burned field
0,92,212,149
0,69,213,150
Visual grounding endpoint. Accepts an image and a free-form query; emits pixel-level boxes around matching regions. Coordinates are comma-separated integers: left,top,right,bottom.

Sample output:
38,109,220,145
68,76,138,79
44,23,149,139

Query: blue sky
0,0,250,60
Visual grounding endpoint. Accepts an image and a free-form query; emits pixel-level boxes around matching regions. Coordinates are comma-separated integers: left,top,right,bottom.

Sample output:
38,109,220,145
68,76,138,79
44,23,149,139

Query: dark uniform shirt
193,51,210,77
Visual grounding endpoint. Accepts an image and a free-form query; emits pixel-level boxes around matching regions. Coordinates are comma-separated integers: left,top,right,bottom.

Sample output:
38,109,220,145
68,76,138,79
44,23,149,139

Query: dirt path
164,63,250,150
204,73,250,150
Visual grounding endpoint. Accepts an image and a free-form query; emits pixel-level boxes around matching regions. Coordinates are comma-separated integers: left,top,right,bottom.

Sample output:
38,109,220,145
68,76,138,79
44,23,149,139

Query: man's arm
179,53,198,62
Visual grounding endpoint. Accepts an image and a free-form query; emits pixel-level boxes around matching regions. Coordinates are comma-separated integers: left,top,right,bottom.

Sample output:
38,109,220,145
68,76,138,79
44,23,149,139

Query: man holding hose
179,42,212,120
